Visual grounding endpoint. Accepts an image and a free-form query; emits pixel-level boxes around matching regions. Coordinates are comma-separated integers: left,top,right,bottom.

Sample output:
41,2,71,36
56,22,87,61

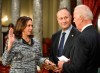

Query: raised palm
7,28,15,51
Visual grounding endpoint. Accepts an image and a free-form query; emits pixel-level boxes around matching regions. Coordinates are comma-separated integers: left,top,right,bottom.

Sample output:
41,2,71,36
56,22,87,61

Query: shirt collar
22,38,34,46
62,25,72,34
81,23,92,32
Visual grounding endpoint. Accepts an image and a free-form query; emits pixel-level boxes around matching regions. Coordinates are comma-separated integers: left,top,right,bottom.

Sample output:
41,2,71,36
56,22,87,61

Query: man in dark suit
57,5,100,73
48,8,80,65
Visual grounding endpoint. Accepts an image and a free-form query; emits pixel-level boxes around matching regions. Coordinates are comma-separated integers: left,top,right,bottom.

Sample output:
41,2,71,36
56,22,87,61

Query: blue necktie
58,32,66,57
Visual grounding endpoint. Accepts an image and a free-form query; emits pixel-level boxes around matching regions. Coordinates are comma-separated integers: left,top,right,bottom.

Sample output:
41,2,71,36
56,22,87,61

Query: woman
2,16,48,73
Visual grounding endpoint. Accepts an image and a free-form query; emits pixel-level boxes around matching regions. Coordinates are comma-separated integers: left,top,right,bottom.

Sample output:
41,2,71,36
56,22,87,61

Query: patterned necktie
58,32,66,57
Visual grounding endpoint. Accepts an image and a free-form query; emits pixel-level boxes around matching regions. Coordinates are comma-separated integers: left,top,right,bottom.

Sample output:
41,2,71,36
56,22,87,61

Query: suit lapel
54,31,61,56
63,27,75,54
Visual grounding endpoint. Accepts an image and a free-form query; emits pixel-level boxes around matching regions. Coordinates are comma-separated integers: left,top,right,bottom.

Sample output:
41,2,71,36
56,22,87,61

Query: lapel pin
72,35,74,37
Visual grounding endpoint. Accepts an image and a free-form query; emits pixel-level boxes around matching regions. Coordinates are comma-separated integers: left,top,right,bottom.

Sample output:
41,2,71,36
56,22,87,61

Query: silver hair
74,5,93,20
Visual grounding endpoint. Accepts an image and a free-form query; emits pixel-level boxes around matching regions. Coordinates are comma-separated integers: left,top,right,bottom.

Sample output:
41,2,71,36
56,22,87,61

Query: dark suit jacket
63,25,100,73
49,26,80,64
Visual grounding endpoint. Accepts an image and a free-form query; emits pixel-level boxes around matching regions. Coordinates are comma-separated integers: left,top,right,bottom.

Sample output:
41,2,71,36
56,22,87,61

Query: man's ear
80,15,84,22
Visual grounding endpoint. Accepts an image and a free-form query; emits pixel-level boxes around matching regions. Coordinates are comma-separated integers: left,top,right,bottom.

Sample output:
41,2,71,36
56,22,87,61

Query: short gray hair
74,5,93,20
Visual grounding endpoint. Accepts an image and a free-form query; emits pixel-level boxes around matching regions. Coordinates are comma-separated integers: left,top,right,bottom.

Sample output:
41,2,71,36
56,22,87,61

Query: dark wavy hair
14,16,33,39
8,23,14,29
